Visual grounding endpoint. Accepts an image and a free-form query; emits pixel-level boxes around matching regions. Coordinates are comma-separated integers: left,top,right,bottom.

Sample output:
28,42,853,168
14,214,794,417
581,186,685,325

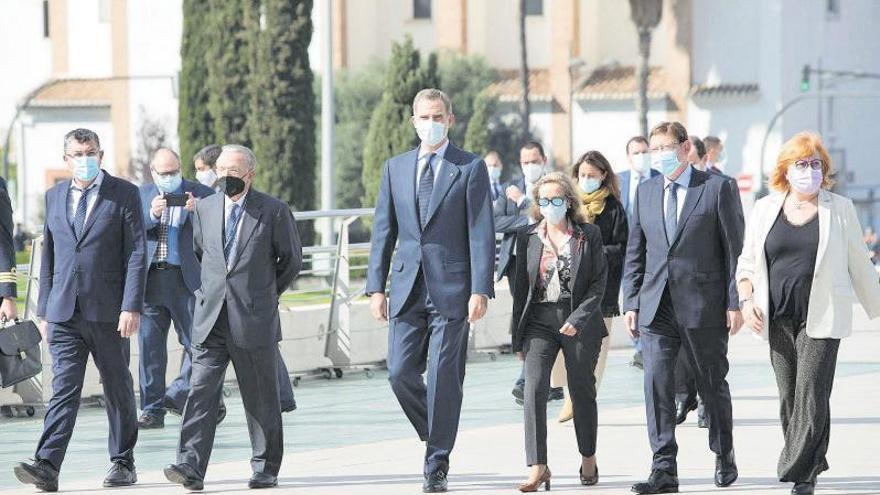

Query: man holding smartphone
136,148,214,429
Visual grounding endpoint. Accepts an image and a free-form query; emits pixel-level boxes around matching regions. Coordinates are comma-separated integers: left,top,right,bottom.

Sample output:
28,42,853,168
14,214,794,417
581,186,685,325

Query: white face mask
415,120,448,147
521,163,544,184
196,169,218,187
634,153,652,174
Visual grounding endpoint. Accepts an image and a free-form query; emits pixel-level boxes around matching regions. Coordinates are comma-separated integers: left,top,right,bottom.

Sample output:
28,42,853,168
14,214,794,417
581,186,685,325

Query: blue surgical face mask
415,119,448,147
653,150,683,179
488,167,502,182
155,172,183,194
579,177,602,194
73,156,100,182
540,203,568,224
636,153,652,174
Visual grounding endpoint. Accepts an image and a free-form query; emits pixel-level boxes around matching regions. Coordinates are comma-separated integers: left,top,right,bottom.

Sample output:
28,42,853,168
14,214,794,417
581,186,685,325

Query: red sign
736,173,753,192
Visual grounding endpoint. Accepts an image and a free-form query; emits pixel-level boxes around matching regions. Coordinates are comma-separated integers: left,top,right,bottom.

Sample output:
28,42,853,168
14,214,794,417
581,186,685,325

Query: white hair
220,144,257,170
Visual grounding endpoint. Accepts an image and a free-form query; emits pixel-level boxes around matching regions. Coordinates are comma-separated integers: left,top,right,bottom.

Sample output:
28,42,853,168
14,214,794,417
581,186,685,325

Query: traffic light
801,65,811,92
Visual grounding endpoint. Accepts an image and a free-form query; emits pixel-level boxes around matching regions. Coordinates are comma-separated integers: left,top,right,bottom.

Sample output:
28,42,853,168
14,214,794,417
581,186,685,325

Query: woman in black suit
510,172,608,492
549,151,628,423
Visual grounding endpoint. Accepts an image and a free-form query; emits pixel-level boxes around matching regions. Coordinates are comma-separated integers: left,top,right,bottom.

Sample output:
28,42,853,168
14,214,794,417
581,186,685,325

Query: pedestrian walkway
1,310,878,494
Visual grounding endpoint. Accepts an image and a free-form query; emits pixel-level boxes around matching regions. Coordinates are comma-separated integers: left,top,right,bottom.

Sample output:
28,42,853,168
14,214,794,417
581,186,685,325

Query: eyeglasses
65,150,100,159
538,197,566,207
649,143,679,153
793,159,823,171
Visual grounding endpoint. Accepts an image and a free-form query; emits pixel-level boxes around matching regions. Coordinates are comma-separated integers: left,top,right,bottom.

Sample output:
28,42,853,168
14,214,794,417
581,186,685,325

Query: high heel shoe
558,396,574,423
579,464,599,486
518,466,552,492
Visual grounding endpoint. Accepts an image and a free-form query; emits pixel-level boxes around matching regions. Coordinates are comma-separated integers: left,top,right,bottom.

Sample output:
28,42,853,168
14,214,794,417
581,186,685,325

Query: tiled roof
574,65,668,101
485,69,552,103
690,83,760,99
29,79,117,107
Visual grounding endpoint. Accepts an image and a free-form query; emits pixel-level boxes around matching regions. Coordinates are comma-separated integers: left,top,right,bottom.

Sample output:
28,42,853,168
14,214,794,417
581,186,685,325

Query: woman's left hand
559,322,578,336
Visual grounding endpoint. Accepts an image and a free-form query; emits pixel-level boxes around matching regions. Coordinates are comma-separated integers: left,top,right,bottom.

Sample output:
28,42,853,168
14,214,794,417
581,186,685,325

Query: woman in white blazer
736,132,880,495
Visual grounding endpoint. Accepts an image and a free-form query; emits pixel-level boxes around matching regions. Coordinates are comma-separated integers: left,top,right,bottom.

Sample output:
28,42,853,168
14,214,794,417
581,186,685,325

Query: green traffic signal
801,64,810,92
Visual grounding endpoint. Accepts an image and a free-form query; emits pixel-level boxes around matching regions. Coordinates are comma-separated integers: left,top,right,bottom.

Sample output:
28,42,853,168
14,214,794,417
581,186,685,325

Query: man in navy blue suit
136,149,214,429
623,122,744,494
15,128,147,491
366,88,496,493
617,135,661,370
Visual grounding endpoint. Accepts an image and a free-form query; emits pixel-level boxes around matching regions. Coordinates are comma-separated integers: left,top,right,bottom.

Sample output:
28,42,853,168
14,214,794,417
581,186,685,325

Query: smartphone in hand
164,193,188,207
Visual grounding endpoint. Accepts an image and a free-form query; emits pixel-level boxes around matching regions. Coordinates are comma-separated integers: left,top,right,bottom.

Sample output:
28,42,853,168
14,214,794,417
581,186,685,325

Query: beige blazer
736,190,880,339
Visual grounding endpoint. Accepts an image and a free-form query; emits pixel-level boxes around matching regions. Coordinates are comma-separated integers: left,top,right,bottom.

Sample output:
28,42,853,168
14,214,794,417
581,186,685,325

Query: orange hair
769,132,835,192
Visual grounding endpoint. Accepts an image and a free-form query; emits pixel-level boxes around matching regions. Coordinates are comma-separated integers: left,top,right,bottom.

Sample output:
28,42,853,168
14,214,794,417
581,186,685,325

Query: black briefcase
0,319,42,388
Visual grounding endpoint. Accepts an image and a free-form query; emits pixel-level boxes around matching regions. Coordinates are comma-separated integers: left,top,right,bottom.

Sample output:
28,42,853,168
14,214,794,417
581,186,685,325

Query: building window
413,0,431,19
98,0,111,22
42,0,49,38
525,0,543,16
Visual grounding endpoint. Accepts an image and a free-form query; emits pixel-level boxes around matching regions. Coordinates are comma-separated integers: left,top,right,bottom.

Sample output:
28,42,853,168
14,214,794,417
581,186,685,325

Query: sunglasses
538,197,566,207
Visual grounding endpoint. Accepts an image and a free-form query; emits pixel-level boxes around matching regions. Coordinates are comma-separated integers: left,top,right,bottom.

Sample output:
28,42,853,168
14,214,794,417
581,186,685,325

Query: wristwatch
738,296,753,309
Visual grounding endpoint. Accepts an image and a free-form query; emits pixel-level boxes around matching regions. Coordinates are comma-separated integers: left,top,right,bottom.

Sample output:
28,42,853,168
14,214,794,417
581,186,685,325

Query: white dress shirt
415,139,449,190
663,165,693,221
67,170,105,225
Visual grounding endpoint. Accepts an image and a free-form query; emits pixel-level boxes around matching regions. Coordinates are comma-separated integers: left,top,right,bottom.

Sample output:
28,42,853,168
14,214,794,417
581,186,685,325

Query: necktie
665,182,679,245
224,203,241,262
73,187,91,240
156,206,170,262
417,153,436,229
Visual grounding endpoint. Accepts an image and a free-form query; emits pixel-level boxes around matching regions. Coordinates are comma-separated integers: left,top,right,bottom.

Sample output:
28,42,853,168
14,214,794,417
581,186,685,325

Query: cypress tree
463,90,495,157
361,36,439,206
249,0,316,217
178,0,215,176
206,0,256,146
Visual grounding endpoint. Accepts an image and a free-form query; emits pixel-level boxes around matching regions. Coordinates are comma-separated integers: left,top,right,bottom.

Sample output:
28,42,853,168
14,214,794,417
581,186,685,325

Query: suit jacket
589,195,628,314
622,167,745,329
37,171,147,323
509,222,608,352
0,177,16,300
736,190,880,339
140,179,215,293
366,143,496,320
191,189,302,349
494,177,529,281
618,168,661,217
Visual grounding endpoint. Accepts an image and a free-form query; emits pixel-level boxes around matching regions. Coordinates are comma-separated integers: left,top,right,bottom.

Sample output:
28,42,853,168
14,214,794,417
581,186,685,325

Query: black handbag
0,319,42,388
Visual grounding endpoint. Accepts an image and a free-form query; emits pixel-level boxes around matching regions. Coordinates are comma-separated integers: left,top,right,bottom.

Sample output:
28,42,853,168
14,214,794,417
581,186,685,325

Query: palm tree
629,0,663,137
518,0,531,140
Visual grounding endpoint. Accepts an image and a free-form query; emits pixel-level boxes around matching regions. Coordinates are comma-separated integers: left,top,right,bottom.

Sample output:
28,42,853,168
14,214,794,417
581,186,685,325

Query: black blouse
591,195,629,317
764,210,819,322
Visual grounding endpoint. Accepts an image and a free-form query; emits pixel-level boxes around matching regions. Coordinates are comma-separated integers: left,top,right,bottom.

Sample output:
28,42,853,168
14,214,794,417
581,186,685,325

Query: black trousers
769,317,839,483
177,306,283,479
522,302,601,465
36,309,138,471
640,290,734,474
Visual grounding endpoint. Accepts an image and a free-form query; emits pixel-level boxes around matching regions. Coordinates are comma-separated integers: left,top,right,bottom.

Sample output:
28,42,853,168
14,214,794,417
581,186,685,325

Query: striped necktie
417,153,436,230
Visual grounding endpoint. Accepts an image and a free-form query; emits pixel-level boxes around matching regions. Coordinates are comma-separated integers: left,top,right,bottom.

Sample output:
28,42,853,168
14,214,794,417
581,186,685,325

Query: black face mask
214,176,246,197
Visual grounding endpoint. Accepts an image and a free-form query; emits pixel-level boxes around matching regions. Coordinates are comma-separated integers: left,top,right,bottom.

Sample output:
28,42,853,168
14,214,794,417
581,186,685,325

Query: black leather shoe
164,463,204,491
631,470,679,494
13,459,58,492
714,452,738,487
675,399,697,425
548,387,564,401
248,472,278,489
423,470,448,493
791,481,815,494
137,413,165,429
217,404,227,425
630,351,644,369
162,397,183,416
103,462,137,487
512,384,525,402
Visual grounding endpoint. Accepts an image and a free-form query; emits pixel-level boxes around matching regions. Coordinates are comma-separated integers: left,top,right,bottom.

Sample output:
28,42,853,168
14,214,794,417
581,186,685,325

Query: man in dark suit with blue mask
623,122,744,494
135,149,214,429
14,128,147,491
367,88,496,493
